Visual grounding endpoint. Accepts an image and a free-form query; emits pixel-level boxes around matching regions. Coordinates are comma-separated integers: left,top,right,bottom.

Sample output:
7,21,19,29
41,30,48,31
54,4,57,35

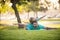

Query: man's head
29,17,38,27
32,20,38,27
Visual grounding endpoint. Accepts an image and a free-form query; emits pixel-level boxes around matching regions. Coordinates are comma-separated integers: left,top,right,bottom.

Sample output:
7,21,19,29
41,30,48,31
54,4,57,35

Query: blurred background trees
0,0,60,28
0,0,59,13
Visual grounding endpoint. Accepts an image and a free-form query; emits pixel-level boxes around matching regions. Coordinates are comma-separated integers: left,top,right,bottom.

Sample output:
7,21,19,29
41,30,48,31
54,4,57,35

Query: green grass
0,26,60,40
0,25,18,30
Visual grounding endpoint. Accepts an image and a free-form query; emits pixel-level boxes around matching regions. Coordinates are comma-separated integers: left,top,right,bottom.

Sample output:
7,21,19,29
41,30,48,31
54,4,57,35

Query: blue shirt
26,23,44,30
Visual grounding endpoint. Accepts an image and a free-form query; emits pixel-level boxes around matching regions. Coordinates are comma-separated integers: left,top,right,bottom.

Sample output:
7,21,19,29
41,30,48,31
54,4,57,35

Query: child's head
29,17,35,24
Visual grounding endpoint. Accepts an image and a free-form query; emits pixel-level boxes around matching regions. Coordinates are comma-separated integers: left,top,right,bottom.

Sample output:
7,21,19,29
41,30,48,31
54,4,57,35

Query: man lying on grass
26,16,56,30
26,19,56,30
26,20,44,30
26,15,45,30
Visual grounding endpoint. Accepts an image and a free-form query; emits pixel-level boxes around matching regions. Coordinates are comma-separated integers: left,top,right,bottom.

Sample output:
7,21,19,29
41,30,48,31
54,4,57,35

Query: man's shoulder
26,23,31,25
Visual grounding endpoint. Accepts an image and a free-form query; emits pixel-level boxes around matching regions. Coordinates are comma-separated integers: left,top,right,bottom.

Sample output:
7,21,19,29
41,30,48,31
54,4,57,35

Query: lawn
0,26,60,40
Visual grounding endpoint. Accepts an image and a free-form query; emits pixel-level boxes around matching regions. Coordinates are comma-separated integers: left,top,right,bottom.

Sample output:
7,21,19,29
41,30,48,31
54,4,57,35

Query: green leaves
10,0,28,5
0,0,5,5
10,0,20,4
27,0,39,12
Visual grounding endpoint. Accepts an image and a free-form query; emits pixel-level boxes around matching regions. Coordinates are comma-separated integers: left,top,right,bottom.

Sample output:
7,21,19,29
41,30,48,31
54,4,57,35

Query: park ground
0,18,60,40
0,25,60,40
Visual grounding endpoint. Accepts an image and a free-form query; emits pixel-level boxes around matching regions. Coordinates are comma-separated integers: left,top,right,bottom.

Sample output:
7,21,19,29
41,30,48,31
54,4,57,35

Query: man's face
33,22,37,27
32,18,35,21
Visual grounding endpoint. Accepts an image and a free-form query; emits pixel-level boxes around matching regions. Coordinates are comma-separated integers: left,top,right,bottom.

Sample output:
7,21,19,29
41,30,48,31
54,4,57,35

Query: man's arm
26,27,30,30
26,24,31,30
44,27,57,30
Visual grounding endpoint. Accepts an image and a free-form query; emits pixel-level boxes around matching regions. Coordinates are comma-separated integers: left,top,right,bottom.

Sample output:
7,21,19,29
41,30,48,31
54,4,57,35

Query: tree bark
12,3,21,28
28,12,29,19
36,11,38,18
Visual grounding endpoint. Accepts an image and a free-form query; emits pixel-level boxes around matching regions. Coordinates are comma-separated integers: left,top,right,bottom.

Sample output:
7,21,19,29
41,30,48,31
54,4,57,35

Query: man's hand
44,27,57,30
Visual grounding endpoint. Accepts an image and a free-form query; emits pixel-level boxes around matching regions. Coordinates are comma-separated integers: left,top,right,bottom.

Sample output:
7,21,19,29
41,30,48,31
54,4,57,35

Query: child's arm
39,15,46,19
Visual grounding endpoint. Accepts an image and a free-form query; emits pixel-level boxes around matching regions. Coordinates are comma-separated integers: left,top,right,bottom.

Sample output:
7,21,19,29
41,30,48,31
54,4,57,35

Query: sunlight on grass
43,24,60,28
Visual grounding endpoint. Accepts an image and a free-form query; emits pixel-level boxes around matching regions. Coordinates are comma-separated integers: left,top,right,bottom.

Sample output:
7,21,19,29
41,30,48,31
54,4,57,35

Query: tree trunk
58,0,60,10
34,12,35,18
36,11,38,18
59,4,60,10
12,3,21,28
28,12,29,19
